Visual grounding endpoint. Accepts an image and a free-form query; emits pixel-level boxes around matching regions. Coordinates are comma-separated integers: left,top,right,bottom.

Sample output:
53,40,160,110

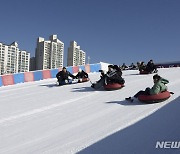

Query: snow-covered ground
0,68,180,154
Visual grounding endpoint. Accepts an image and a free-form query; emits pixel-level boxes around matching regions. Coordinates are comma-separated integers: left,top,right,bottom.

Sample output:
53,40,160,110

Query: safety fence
0,63,102,87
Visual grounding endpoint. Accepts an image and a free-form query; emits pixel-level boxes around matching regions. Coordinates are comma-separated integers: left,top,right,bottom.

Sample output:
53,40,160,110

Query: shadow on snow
71,86,105,92
105,100,145,106
78,96,180,154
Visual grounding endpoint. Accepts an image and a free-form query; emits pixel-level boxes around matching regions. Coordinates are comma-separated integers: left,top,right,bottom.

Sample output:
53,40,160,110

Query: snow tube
139,70,149,74
58,79,73,85
138,91,171,103
104,83,124,91
78,78,89,83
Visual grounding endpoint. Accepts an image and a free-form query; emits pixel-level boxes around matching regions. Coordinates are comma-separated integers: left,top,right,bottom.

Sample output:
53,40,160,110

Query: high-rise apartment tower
0,42,30,75
35,35,64,70
67,41,86,66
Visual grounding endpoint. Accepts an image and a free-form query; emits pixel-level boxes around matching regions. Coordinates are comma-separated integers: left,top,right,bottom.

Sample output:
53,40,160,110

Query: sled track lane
0,91,100,124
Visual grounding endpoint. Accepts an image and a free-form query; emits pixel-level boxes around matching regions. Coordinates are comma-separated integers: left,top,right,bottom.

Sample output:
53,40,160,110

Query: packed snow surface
0,68,180,154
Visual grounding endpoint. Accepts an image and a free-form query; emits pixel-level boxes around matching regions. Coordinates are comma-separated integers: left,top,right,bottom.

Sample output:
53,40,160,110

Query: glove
72,75,76,79
145,87,150,93
65,80,68,83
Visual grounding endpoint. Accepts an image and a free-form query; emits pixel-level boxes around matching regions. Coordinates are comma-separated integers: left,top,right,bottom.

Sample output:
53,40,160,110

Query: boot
125,97,134,102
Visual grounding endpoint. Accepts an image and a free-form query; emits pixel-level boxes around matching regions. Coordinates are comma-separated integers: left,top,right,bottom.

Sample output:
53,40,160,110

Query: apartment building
30,57,36,71
67,41,86,66
0,42,30,75
35,35,64,70
18,50,30,73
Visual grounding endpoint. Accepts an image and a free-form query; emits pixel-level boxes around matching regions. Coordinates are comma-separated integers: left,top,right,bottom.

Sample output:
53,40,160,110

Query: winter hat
153,74,161,80
108,65,114,69
113,65,119,71
79,68,82,72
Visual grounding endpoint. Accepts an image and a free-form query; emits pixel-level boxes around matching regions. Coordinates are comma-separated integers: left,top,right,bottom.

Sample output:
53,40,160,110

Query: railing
0,63,102,87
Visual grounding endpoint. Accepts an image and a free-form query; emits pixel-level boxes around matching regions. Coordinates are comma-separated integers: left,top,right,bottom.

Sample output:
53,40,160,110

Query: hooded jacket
150,78,169,95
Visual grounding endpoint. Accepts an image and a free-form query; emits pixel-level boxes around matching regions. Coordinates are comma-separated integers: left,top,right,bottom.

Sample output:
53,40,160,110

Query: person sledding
121,63,128,70
125,74,169,102
139,61,147,73
146,59,158,74
91,65,125,90
56,67,76,85
129,63,137,70
106,65,125,85
75,68,89,83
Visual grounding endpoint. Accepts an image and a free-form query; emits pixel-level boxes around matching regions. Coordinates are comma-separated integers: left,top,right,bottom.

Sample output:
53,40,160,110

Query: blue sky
0,0,180,66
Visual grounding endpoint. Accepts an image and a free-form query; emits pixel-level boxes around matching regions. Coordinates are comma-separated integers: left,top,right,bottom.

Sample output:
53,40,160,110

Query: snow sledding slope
0,68,180,154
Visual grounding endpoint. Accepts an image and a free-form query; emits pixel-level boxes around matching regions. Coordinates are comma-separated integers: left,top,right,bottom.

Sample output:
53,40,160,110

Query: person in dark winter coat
91,65,125,89
56,67,76,85
91,65,113,89
106,65,125,84
121,63,128,70
126,74,169,102
75,68,89,82
75,68,88,79
146,60,158,73
139,61,146,72
129,63,137,70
